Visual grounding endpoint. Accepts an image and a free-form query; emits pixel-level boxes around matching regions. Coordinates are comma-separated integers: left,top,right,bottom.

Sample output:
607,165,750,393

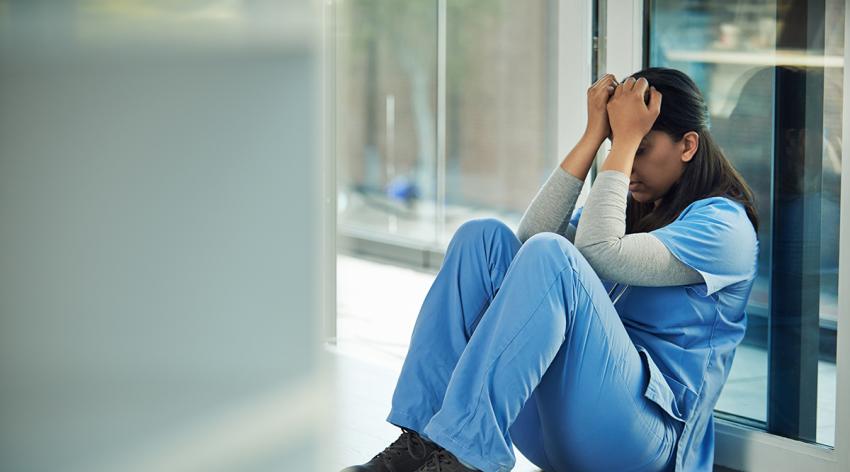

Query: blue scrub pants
386,218,681,472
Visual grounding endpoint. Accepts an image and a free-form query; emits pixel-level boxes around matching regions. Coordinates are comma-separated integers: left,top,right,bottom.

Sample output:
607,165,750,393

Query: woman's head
618,67,760,234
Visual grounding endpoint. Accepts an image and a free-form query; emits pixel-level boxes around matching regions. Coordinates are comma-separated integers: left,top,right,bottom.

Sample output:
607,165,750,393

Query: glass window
648,0,843,447
335,0,559,249
335,1,439,246
443,0,558,241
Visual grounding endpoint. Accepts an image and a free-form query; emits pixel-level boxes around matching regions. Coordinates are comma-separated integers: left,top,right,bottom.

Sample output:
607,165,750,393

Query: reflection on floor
333,253,835,471
715,345,836,446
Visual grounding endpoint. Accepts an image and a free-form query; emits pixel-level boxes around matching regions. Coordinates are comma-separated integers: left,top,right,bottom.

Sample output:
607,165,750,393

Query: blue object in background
386,175,420,205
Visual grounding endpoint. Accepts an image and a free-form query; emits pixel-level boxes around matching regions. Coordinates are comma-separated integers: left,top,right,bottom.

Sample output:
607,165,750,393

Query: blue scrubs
386,196,758,472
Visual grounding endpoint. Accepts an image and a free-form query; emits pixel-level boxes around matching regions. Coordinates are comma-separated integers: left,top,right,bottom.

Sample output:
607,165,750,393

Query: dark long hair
623,67,760,234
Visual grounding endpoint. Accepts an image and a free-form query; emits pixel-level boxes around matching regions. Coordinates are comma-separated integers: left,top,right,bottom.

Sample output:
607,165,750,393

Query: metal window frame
556,0,597,203
322,0,338,344
600,0,850,469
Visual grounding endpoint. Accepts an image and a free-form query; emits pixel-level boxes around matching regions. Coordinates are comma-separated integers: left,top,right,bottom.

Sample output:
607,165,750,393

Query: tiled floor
332,253,837,470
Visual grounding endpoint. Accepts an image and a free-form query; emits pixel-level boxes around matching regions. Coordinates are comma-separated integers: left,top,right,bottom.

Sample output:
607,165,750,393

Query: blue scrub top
570,196,759,472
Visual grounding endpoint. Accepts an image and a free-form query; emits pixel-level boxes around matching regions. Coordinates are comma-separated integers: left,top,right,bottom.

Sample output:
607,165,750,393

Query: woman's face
626,130,698,207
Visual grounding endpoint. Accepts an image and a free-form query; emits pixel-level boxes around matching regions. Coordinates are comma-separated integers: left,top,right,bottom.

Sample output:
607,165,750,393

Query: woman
342,67,760,472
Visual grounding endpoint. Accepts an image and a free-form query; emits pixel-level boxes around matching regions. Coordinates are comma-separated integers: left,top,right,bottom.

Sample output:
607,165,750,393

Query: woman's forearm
515,166,584,243
515,132,602,243
559,132,606,182
599,135,641,177
515,132,607,243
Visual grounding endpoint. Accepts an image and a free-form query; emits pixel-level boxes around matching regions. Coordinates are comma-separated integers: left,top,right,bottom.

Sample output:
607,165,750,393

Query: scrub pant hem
387,410,505,472
422,422,508,472
385,410,430,437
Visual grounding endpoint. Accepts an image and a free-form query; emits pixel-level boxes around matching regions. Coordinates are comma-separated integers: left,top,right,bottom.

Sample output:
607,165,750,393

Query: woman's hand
606,76,662,144
584,73,618,144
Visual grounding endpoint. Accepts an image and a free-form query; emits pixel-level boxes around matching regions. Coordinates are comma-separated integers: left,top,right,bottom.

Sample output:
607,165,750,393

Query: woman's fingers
633,77,650,97
614,79,625,95
592,73,613,87
648,86,662,114
614,76,633,95
593,74,607,86
610,76,660,112
590,74,619,101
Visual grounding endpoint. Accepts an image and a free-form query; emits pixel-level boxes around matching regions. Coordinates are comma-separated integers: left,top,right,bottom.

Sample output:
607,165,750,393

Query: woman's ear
681,131,699,162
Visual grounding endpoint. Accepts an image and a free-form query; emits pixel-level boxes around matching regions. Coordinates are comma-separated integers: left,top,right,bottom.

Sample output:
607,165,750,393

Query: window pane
443,0,557,242
336,0,558,249
336,1,439,245
648,0,843,447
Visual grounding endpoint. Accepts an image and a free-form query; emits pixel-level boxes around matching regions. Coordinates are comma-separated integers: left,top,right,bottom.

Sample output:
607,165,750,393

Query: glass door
592,0,850,470
646,0,843,449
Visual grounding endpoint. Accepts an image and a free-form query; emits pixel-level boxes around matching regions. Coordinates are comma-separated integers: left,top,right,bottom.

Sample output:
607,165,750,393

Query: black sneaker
413,449,479,471
341,426,442,472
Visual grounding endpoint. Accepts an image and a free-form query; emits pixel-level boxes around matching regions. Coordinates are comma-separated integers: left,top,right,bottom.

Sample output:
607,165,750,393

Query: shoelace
375,427,434,471
419,450,468,472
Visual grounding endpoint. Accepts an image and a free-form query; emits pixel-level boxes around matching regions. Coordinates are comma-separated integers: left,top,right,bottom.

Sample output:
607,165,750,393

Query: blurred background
0,1,331,471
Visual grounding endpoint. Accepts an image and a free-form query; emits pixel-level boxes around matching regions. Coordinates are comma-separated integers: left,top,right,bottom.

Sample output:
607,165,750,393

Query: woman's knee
516,233,586,274
522,232,578,255
452,217,515,244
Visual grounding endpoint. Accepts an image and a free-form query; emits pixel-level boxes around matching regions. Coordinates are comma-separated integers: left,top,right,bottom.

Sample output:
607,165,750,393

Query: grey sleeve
573,170,705,287
516,166,585,244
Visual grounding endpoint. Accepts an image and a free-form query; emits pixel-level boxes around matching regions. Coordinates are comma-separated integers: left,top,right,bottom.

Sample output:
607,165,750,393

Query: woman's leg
386,218,522,437
420,232,679,472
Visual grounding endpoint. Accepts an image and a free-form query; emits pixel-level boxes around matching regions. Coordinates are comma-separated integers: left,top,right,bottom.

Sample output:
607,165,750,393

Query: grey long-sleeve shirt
516,166,704,287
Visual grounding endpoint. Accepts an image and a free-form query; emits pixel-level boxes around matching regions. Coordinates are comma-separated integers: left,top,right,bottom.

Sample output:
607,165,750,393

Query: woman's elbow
573,234,595,251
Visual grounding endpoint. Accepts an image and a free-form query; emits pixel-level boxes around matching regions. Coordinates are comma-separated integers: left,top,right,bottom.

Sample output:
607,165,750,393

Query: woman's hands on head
573,73,662,181
584,73,619,144
606,76,662,145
